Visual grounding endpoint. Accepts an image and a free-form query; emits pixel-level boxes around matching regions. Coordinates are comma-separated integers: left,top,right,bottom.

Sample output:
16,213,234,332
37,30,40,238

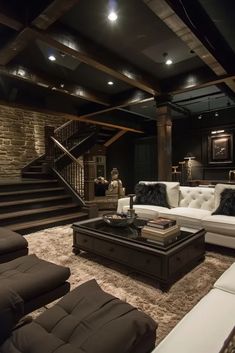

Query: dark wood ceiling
0,0,234,130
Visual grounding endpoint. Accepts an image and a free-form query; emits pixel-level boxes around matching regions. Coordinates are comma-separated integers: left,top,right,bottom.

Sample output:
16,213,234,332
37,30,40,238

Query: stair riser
0,189,66,202
19,214,87,235
28,166,43,172
22,173,54,179
0,198,73,214
0,206,80,226
0,181,59,192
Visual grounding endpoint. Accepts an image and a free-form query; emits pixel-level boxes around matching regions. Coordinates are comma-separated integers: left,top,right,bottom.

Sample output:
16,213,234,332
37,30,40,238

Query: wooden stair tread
0,179,58,186
9,212,87,231
0,195,71,207
0,203,79,220
0,187,65,196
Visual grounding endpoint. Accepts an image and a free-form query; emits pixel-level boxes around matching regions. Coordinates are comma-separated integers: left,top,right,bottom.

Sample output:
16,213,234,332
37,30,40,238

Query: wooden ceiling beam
32,0,80,30
73,115,144,133
162,67,235,95
0,99,144,133
104,130,127,147
144,0,235,93
0,65,111,106
0,28,34,65
31,26,160,95
77,89,152,119
0,12,23,31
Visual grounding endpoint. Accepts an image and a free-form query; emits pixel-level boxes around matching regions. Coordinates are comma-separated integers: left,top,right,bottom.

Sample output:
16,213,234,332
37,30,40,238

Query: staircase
1,121,121,234
0,178,87,234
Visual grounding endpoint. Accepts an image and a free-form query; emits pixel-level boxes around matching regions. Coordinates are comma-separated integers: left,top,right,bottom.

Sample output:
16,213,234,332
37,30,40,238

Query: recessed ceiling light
165,59,173,65
48,55,56,62
18,68,26,77
108,81,114,85
108,11,118,22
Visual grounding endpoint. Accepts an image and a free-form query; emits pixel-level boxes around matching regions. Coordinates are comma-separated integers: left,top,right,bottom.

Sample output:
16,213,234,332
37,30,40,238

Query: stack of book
141,217,180,245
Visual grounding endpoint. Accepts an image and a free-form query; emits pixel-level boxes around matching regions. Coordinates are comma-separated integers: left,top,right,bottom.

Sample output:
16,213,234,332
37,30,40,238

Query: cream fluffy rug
26,225,235,343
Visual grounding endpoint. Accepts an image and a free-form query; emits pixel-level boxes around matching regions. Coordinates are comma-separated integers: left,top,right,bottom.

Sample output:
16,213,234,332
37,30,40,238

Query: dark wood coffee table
72,218,205,289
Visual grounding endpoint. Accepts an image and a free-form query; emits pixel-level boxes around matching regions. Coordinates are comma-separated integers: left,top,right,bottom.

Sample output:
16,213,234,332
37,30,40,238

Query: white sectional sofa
151,262,235,353
117,182,235,249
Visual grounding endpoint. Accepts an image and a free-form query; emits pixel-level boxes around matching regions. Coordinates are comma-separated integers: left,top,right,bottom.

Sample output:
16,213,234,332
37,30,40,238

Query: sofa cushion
214,263,235,295
159,207,211,228
0,227,28,254
219,325,235,353
202,215,235,237
151,288,235,353
123,204,169,219
139,181,180,208
0,287,24,345
135,183,170,208
212,188,235,216
214,183,235,209
0,254,70,301
1,279,157,353
179,186,215,211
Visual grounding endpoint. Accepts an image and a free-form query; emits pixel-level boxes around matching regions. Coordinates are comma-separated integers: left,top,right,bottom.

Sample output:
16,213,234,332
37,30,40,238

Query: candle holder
126,194,136,219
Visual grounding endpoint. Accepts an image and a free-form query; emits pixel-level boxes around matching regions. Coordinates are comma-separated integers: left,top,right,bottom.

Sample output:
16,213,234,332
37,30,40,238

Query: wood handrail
50,136,83,168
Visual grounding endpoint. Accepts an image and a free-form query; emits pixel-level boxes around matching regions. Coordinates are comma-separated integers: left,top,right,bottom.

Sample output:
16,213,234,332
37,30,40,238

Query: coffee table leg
72,244,81,255
160,282,170,292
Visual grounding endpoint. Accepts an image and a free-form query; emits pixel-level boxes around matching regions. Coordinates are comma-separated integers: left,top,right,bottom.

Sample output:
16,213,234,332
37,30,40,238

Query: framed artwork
208,133,233,164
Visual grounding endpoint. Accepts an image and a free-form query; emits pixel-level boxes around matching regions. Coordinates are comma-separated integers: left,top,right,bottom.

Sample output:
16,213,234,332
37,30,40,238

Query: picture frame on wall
208,133,233,164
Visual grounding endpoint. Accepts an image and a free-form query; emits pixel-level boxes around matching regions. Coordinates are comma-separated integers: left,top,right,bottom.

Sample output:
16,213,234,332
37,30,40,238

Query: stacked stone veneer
0,104,66,179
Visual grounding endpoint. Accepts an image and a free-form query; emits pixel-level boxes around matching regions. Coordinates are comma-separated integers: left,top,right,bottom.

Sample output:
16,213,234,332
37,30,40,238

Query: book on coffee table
147,217,176,229
141,224,181,244
142,224,180,237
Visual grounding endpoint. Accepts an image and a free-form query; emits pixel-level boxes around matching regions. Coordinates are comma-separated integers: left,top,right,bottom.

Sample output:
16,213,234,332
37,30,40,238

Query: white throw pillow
214,183,235,209
139,181,180,208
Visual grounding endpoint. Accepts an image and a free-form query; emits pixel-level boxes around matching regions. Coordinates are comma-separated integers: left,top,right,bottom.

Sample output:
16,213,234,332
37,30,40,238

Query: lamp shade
184,152,196,160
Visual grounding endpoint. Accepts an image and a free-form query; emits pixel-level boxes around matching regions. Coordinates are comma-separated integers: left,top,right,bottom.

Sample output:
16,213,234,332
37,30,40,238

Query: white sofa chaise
117,182,235,249
151,262,235,353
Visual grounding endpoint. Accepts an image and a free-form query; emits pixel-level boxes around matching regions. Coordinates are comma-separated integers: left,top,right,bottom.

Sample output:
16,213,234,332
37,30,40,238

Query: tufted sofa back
179,186,215,211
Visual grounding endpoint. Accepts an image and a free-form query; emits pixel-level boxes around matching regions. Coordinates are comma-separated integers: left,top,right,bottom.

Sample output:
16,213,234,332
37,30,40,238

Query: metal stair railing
50,136,84,199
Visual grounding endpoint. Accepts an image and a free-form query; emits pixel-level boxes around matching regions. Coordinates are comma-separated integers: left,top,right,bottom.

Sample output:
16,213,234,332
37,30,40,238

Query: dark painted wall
106,107,235,190
106,133,136,194
173,108,235,181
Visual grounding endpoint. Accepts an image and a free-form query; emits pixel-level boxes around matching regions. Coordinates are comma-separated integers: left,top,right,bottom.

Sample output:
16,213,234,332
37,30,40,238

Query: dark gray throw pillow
212,188,235,216
135,183,170,208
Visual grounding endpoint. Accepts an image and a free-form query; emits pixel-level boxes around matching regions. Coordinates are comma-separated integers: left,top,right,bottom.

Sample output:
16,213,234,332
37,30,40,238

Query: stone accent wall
0,104,66,179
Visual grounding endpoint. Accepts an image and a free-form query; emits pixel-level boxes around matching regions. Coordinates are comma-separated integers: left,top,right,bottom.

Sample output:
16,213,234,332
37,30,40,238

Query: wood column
83,152,98,218
156,105,172,181
83,152,96,201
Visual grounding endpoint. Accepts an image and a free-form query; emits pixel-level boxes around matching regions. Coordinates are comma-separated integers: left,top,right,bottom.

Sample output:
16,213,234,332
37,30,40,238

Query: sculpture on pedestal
106,168,125,198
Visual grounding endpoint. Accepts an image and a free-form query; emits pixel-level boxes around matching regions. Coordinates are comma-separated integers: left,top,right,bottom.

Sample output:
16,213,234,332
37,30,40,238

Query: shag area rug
26,225,235,343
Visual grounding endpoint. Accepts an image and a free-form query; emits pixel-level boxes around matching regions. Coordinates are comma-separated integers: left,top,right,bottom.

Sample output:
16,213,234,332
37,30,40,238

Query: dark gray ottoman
0,279,157,353
0,254,70,314
0,227,28,263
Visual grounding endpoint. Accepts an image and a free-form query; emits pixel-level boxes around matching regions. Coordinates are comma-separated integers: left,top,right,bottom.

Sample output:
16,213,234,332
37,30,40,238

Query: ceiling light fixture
163,52,173,66
108,81,114,85
60,83,64,88
198,115,202,120
17,68,26,77
165,59,173,65
215,111,219,117
108,11,118,22
48,55,56,62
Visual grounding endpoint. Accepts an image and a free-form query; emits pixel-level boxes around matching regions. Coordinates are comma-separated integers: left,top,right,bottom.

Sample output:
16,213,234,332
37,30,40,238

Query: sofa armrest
117,197,135,213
